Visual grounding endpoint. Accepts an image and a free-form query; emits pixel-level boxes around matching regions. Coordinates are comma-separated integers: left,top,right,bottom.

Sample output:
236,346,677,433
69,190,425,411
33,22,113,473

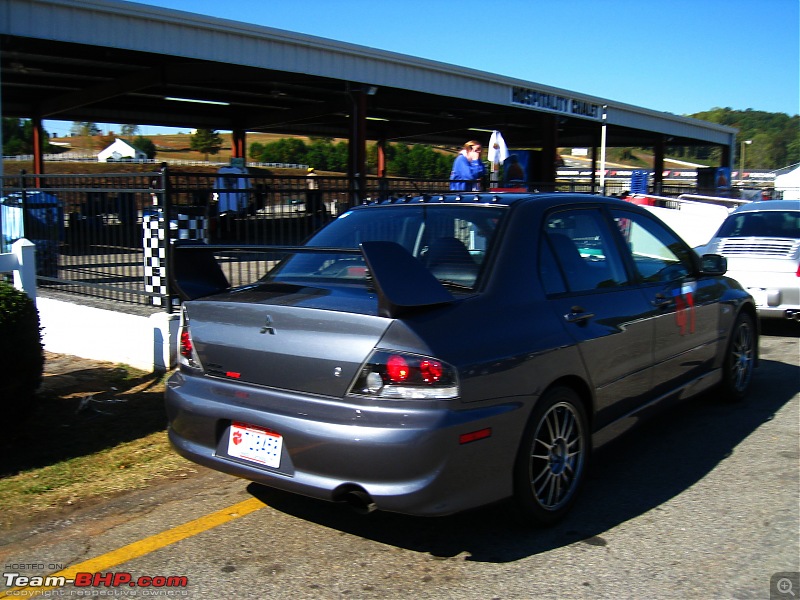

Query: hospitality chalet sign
511,86,603,121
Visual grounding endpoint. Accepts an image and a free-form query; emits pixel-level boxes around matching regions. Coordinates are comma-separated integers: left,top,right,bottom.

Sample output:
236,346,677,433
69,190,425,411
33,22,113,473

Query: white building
97,138,147,162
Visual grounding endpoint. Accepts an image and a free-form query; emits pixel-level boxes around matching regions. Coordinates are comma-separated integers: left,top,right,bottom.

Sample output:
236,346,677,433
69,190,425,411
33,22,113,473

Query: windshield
267,204,507,290
717,210,800,239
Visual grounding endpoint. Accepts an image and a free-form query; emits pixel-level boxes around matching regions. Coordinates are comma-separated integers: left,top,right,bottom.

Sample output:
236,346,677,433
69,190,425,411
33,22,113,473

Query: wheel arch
539,374,595,430
738,301,760,366
723,299,760,368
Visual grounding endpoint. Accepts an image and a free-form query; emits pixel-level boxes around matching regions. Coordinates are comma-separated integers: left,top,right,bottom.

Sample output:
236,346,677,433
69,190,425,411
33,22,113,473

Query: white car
699,200,800,320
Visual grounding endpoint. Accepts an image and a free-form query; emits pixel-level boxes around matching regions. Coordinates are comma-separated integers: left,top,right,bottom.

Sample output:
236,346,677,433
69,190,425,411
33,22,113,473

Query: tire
513,386,589,526
720,311,757,401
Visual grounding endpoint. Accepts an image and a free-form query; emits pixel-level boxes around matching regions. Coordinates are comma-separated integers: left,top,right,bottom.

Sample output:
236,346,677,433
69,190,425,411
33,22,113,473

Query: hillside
49,132,293,163
44,133,710,172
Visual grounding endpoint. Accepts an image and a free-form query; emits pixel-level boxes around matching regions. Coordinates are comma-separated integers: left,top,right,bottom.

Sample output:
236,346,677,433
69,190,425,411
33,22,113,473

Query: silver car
165,193,757,525
700,200,800,320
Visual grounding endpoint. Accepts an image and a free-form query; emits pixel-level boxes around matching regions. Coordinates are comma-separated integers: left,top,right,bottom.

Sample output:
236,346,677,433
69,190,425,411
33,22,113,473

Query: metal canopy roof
1,0,736,151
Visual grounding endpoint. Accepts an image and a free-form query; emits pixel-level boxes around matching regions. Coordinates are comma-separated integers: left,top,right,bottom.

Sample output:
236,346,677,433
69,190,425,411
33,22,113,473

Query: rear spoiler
359,241,454,318
169,240,454,318
169,240,230,301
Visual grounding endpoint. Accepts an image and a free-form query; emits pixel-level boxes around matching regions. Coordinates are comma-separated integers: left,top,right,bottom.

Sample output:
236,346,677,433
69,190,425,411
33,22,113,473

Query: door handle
564,305,595,323
651,293,671,309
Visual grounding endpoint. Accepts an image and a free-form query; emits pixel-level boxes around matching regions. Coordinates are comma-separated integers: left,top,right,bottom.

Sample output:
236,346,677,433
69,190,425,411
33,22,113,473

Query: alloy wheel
529,401,586,511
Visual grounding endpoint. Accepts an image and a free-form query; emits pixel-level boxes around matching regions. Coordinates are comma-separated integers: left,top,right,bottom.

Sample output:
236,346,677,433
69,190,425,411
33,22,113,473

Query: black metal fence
0,166,695,312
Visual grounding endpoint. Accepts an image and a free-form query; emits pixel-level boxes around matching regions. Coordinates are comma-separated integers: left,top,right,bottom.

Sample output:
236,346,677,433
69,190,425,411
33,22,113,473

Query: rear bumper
165,371,527,516
726,270,800,319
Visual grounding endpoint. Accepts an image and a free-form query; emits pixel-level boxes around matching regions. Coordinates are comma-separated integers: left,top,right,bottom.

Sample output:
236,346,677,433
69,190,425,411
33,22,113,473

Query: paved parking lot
1,325,798,599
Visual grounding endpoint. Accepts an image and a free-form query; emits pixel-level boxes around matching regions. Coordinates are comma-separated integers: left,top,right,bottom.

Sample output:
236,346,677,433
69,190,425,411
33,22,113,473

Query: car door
539,207,655,430
609,208,721,395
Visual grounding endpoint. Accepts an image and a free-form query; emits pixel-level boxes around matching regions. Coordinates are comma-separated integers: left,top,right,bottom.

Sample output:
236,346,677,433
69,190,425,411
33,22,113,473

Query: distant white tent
774,165,800,200
98,138,147,162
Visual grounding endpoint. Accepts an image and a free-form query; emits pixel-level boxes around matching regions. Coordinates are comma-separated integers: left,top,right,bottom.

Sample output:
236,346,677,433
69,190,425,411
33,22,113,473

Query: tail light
178,308,202,370
349,350,458,399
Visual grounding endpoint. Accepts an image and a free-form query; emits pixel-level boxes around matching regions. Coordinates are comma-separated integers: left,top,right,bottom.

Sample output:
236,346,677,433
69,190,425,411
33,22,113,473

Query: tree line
1,119,157,159
4,109,799,174
248,137,454,178
679,108,800,169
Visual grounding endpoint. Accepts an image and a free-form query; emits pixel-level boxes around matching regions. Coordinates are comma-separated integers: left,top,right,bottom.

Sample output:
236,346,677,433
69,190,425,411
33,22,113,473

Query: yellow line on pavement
0,497,265,598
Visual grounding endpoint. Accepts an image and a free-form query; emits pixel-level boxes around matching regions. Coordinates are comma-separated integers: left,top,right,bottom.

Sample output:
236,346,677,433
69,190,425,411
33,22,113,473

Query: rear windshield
268,204,507,290
717,210,800,238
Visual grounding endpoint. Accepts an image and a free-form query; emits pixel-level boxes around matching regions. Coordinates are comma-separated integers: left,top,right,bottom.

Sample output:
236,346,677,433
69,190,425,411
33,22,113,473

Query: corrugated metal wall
1,0,735,147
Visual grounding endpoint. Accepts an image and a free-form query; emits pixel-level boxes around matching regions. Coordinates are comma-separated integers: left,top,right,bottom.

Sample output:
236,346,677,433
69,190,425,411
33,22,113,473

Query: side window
611,209,695,283
541,209,629,293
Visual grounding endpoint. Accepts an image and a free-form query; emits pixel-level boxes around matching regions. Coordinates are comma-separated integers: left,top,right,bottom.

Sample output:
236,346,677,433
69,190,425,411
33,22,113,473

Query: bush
0,281,44,418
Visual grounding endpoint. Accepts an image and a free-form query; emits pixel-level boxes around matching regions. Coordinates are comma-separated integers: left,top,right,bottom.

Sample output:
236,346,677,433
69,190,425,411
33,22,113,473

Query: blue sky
47,0,800,136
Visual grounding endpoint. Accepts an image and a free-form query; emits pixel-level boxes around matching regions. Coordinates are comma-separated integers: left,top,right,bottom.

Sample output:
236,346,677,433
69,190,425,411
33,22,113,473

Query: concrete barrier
0,238,37,301
37,297,179,372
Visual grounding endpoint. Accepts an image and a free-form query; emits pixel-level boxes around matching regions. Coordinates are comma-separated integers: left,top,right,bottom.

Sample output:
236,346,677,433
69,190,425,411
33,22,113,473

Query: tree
70,121,101,137
190,129,223,161
249,142,264,160
386,143,450,178
131,135,156,159
690,108,800,169
257,138,307,165
306,138,334,170
120,124,140,137
2,118,51,155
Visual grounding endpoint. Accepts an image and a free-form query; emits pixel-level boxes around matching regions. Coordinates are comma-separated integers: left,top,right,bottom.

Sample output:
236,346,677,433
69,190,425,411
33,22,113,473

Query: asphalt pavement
2,330,798,600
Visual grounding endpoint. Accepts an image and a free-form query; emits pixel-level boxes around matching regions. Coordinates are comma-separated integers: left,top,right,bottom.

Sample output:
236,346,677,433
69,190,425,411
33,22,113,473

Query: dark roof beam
37,68,163,117
240,97,349,132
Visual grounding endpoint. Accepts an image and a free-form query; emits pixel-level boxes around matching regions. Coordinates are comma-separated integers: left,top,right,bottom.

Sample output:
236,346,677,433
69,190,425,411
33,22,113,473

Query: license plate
227,422,283,468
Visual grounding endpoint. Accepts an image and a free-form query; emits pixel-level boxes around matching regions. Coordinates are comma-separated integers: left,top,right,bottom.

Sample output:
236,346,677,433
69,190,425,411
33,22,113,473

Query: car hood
184,283,393,396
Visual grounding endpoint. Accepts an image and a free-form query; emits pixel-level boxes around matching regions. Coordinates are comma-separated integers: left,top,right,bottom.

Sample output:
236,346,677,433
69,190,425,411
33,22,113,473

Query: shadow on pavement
0,354,168,477
248,355,798,563
760,319,800,338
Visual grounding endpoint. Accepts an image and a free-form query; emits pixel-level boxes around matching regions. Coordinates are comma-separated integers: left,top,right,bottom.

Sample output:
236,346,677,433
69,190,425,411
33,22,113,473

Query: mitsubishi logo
259,315,276,335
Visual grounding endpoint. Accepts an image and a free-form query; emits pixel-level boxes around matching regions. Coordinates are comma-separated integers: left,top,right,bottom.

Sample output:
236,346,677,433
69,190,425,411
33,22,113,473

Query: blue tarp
1,191,63,243
1,191,63,275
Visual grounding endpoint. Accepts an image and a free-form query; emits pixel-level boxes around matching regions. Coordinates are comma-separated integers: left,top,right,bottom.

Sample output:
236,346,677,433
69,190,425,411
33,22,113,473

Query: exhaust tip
344,491,377,514
334,486,377,514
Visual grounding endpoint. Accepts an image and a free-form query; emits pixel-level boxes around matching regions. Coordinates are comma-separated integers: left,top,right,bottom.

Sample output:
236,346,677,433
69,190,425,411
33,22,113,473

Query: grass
0,433,194,528
0,354,198,530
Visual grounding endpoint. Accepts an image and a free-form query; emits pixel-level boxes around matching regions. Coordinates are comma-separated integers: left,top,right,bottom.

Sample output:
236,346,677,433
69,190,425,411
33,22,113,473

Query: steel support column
653,137,665,195
231,128,246,159
376,137,386,178
32,115,45,179
720,143,732,171
542,115,558,190
591,125,601,193
348,86,368,206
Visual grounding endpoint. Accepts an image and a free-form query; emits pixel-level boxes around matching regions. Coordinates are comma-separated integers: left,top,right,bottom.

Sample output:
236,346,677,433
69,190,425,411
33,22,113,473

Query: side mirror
700,253,727,276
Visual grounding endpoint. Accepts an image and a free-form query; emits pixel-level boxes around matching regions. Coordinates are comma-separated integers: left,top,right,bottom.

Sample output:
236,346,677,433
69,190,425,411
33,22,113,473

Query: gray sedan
165,193,757,525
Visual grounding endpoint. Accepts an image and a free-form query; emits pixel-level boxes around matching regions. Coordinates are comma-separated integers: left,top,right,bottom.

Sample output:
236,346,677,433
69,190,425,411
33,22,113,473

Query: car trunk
184,282,392,397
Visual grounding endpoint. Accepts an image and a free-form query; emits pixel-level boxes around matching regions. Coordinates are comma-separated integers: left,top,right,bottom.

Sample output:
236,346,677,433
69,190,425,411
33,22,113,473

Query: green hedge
0,281,44,417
